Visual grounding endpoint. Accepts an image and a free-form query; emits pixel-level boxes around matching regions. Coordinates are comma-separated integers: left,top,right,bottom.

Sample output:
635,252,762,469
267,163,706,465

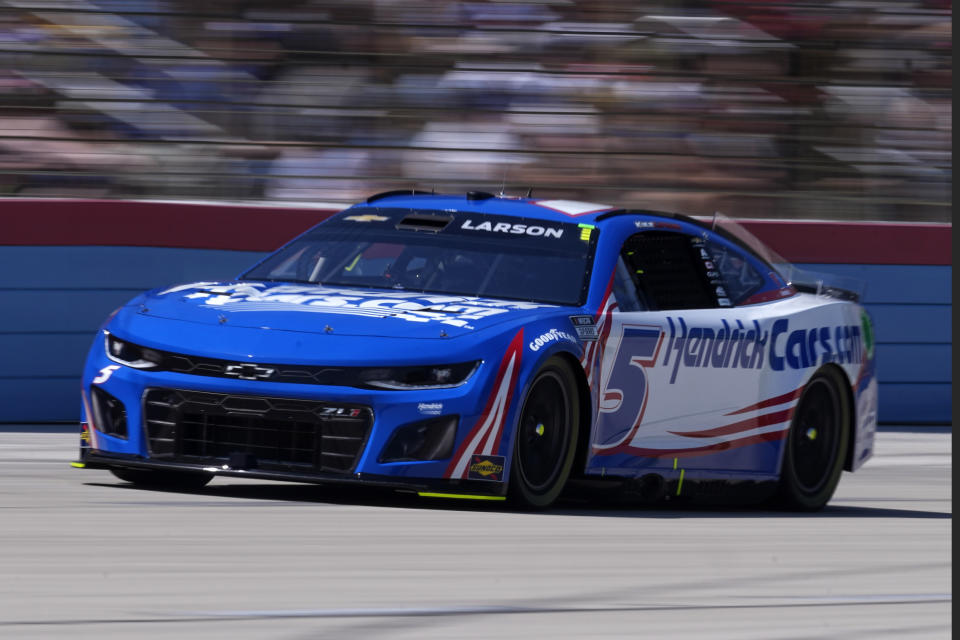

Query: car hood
137,281,559,339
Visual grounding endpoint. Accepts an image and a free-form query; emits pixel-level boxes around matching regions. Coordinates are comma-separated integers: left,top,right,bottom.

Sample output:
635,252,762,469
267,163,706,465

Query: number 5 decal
93,365,121,384
593,324,663,450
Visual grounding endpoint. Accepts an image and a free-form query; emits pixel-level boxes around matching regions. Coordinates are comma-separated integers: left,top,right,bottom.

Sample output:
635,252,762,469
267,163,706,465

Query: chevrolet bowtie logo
224,364,276,380
344,214,389,222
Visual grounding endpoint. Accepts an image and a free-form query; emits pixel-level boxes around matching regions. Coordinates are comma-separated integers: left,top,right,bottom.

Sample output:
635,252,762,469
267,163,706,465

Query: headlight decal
104,332,163,370
360,361,480,390
445,328,524,479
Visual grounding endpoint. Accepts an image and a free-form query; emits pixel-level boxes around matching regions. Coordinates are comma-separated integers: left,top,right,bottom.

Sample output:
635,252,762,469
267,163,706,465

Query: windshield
241,207,598,306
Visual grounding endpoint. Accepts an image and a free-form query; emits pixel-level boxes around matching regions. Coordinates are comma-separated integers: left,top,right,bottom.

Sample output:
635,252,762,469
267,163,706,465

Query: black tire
775,367,850,511
110,467,214,490
509,357,580,509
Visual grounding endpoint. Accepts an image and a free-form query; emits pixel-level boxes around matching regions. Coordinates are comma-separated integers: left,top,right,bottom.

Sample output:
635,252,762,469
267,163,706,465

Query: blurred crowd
0,0,951,220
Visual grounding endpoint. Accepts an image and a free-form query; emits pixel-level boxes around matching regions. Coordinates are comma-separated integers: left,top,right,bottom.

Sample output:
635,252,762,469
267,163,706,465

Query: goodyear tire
775,367,850,511
110,467,213,490
509,356,580,509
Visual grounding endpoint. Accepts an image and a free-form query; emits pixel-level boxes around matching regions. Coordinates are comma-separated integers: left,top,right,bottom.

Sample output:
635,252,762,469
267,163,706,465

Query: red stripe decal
670,408,793,439
445,328,524,478
614,428,789,459
725,387,803,416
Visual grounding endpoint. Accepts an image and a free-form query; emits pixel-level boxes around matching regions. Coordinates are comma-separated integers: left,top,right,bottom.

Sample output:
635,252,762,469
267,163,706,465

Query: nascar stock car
76,190,877,509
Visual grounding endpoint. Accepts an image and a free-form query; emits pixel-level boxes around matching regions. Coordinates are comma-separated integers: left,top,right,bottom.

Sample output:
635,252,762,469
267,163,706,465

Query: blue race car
77,191,877,509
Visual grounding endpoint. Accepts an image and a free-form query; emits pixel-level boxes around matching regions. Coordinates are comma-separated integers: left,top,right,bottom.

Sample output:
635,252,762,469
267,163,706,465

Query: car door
588,227,777,475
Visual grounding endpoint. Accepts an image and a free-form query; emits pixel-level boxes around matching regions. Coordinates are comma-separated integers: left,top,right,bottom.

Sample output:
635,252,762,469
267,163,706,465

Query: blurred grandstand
0,0,950,220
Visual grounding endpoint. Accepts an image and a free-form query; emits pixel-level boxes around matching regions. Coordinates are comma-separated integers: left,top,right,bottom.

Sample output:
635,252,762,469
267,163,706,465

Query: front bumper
78,450,507,497
81,345,504,492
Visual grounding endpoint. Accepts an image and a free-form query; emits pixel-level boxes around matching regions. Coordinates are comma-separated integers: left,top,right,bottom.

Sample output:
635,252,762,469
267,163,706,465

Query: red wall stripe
739,219,951,266
0,198,950,264
0,199,335,252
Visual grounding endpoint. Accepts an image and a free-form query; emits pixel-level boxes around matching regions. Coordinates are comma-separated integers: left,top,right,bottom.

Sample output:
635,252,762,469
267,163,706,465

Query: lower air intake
143,388,373,474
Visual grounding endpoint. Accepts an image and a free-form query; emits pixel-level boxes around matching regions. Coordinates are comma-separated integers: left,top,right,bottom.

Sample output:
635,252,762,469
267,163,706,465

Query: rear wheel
110,468,213,490
509,357,580,509
775,367,850,511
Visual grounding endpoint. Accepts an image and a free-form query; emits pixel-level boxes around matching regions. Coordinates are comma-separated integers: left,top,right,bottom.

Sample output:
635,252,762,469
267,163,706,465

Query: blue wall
798,264,951,424
1,247,264,423
0,247,950,423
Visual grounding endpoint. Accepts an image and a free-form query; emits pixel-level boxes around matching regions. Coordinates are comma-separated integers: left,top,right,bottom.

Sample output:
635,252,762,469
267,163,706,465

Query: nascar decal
446,329,524,479
158,282,554,329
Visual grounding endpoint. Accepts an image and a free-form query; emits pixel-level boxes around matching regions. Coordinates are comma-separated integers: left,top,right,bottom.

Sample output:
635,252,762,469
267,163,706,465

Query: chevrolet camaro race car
76,191,878,509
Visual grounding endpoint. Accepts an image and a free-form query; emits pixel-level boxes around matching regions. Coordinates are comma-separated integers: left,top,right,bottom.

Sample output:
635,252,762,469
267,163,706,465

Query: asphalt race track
0,427,950,639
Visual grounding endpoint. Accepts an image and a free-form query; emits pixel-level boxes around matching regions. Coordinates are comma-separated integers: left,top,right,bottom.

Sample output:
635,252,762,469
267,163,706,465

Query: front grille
143,388,373,474
161,352,358,387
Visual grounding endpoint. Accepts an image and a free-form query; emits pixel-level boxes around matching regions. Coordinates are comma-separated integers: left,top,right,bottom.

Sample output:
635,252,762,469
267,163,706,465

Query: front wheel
110,467,214,490
509,357,580,509
775,367,850,511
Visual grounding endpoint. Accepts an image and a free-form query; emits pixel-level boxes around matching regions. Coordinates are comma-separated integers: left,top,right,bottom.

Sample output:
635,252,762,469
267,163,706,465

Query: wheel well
553,351,593,477
818,363,858,472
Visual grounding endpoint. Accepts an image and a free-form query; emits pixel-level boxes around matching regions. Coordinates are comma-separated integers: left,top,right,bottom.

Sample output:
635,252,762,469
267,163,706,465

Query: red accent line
670,408,793,439
610,428,789,459
741,286,798,306
725,387,803,416
444,328,523,478
477,329,524,456
581,275,615,382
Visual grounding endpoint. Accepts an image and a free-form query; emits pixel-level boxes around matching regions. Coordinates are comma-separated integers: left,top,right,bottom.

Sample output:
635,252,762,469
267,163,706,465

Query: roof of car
348,191,632,225
347,191,777,269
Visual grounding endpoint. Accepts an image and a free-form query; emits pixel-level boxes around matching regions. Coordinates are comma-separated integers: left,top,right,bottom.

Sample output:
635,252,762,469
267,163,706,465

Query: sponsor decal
92,365,121,384
344,214,389,222
860,312,875,359
662,317,768,384
768,319,864,372
161,283,553,330
662,316,865,383
460,219,564,239
80,423,90,447
418,402,443,415
467,455,505,481
529,328,578,352
569,315,599,341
